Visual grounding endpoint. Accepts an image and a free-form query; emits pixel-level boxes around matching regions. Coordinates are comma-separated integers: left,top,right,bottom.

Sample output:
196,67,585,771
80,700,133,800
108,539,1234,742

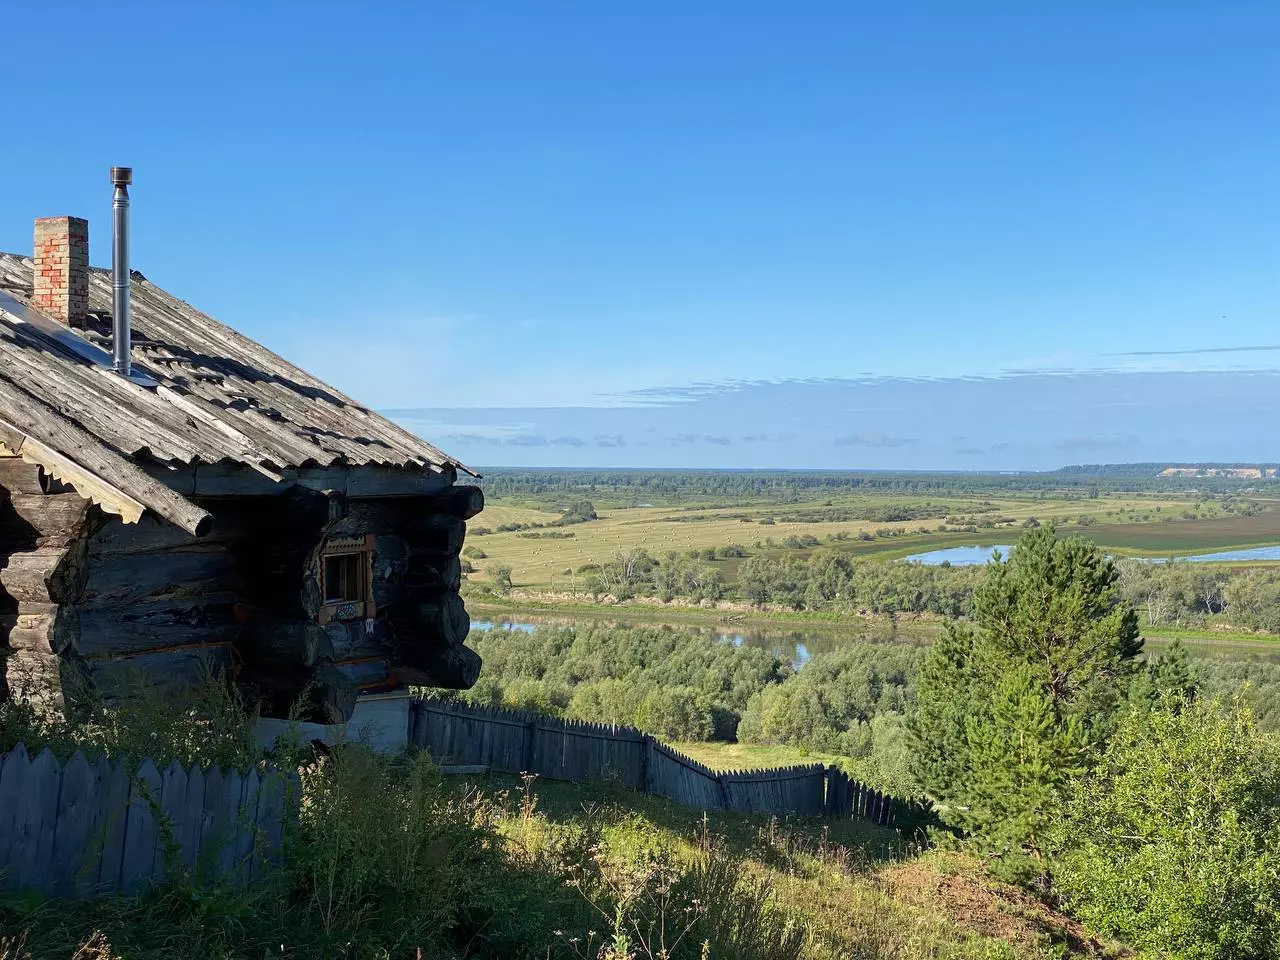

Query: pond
903,543,1280,565
1147,545,1280,563
903,545,1010,565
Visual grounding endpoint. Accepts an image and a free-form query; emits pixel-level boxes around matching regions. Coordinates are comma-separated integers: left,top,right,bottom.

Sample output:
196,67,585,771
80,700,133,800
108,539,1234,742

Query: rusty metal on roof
0,253,474,534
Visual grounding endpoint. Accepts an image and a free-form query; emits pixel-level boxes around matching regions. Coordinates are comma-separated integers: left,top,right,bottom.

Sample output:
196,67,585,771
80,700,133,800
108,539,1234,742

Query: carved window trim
319,534,376,624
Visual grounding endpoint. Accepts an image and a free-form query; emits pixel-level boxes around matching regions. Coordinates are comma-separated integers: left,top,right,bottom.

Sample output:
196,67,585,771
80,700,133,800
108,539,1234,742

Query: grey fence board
95,758,132,894
50,752,96,899
13,748,61,892
414,700,903,824
0,743,28,882
648,740,726,810
0,746,291,900
234,769,261,886
120,759,161,895
180,764,206,875
825,766,895,826
213,767,244,880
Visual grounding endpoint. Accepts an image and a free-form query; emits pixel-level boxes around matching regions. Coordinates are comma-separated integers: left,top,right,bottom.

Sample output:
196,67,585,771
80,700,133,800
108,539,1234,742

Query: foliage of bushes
738,551,981,615
457,623,791,742
456,624,921,791
583,549,728,603
909,528,1144,877
737,645,921,792
1052,696,1280,958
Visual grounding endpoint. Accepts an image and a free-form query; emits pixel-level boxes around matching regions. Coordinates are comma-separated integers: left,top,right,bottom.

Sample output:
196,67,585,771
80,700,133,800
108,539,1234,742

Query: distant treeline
477,466,1275,503
570,545,1280,634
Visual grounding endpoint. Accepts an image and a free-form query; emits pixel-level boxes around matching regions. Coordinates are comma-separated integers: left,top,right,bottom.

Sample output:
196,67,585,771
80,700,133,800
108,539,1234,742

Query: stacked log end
389,485,483,690
0,455,96,715
229,483,484,723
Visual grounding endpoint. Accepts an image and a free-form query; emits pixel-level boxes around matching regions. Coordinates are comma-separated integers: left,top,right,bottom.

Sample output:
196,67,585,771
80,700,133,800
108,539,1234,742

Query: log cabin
0,169,482,737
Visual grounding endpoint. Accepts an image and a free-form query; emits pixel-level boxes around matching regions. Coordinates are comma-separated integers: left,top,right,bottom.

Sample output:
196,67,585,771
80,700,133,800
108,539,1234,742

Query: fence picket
236,768,261,885
215,768,244,880
12,748,61,892
181,764,206,874
121,759,162,895
0,743,29,884
95,758,132,894
49,752,95,898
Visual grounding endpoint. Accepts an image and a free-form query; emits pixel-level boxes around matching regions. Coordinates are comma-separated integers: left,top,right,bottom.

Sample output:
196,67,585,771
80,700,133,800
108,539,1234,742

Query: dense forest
477,465,1280,503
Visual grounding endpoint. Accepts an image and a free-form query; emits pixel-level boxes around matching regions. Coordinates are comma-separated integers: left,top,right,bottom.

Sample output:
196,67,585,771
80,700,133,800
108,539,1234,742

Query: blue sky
3,2,1279,470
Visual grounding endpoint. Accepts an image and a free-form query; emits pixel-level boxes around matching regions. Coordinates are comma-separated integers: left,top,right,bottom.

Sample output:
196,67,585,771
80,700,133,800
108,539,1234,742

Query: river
470,609,1276,664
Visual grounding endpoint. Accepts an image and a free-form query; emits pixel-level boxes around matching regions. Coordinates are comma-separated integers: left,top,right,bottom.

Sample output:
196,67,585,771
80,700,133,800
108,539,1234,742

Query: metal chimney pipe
110,166,132,377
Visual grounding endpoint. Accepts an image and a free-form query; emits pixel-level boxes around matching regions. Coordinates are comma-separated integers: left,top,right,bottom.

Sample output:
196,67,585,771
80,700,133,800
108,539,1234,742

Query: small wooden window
319,534,375,624
324,553,366,603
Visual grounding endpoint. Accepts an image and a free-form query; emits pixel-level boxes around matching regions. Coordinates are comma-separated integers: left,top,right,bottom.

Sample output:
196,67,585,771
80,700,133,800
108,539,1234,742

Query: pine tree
1128,638,1198,711
909,524,1142,872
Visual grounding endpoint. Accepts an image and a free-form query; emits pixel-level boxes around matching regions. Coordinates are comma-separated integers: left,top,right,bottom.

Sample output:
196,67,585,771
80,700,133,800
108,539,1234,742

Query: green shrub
1052,697,1280,958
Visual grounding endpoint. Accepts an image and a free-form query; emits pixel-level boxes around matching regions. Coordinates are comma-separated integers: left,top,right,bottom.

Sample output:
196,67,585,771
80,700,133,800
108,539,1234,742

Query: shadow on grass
469,769,906,868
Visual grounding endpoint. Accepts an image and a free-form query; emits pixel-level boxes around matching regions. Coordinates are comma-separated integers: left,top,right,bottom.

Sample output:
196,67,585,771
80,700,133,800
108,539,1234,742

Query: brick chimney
32,216,89,326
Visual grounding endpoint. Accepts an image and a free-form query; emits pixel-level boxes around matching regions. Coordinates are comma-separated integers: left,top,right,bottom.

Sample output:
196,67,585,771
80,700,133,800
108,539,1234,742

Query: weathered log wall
0,460,482,725
0,455,94,712
304,485,483,695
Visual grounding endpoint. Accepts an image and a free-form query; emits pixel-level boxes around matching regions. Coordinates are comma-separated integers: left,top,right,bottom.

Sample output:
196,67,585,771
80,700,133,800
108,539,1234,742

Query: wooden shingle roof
0,253,473,535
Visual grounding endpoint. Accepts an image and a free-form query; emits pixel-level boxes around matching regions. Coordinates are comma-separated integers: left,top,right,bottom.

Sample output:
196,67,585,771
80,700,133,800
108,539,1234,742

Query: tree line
478,466,1273,503
569,542,1280,636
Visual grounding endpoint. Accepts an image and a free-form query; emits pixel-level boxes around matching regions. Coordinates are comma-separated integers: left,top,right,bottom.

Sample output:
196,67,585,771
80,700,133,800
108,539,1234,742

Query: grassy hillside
0,764,1105,959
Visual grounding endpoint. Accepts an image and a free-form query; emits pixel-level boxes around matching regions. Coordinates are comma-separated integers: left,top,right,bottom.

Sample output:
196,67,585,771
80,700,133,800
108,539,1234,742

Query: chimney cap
110,166,132,187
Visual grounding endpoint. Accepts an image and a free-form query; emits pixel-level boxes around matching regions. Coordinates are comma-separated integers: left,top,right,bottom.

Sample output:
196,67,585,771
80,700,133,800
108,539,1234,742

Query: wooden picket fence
412,699,898,825
0,744,296,898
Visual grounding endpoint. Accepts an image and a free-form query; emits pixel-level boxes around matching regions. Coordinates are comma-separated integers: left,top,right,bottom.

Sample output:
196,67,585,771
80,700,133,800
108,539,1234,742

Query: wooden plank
85,647,234,705
11,747,62,892
153,760,189,884
0,394,211,536
178,764,205,875
0,744,29,884
255,770,286,874
79,550,239,605
0,455,45,494
234,768,261,886
74,755,113,898
17,436,146,525
75,602,238,657
94,758,132,894
0,548,66,604
1,492,90,551
213,767,244,881
120,759,162,895
0,608,76,655
138,462,456,499
49,752,96,898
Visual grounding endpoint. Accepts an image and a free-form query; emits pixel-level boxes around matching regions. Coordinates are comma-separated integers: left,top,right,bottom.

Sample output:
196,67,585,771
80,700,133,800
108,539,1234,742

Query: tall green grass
0,685,1076,959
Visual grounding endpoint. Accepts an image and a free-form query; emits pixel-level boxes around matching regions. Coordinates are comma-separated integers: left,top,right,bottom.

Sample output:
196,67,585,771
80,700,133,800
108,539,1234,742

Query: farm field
465,486,1268,591
1079,509,1280,553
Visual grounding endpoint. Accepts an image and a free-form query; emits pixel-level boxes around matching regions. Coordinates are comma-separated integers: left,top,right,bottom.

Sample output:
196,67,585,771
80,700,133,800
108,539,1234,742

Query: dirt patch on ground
878,855,1117,957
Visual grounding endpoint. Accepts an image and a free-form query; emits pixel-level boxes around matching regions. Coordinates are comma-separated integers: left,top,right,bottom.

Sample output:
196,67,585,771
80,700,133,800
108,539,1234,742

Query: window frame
318,534,376,624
